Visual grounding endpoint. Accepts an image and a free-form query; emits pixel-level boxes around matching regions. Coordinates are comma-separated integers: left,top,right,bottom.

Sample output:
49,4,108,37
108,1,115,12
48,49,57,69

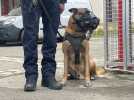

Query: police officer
21,0,67,91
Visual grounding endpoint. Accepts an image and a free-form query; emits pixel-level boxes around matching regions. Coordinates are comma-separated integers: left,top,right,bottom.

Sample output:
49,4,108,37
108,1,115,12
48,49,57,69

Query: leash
32,0,64,42
89,0,95,15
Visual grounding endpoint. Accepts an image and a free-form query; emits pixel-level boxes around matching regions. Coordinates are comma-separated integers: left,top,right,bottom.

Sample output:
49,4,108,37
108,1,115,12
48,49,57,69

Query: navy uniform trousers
21,0,60,81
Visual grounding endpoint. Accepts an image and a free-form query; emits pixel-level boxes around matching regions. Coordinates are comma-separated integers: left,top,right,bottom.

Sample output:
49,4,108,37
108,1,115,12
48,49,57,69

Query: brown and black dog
61,8,100,87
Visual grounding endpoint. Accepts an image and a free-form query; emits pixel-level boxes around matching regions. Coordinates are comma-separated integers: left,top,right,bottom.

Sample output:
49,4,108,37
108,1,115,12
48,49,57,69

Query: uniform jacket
59,0,67,4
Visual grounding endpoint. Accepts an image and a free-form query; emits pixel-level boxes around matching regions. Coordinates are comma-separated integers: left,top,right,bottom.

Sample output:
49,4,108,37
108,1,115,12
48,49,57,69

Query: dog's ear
69,8,78,14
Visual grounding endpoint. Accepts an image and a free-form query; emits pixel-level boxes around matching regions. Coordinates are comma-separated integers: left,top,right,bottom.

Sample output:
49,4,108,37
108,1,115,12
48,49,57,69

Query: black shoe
24,78,37,92
41,78,63,90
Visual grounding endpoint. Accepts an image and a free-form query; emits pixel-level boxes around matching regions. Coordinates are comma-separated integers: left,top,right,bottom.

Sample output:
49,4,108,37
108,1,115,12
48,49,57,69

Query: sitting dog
62,8,100,87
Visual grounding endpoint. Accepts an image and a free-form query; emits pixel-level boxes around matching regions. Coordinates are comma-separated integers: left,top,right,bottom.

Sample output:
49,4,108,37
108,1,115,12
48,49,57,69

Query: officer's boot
24,76,37,91
41,77,63,90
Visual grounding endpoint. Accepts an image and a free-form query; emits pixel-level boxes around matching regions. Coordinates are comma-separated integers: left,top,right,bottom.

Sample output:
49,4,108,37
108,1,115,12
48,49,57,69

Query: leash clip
86,30,93,40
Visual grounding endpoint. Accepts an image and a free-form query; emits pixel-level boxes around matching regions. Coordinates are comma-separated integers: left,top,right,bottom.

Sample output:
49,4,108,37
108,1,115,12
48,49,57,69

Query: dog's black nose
91,17,100,30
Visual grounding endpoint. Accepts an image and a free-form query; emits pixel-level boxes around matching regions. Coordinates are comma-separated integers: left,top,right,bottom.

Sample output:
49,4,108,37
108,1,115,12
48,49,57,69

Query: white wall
90,0,103,23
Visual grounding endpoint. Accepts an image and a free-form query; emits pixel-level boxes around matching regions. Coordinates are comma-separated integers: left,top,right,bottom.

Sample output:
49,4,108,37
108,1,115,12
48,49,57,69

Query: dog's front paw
91,76,96,80
60,79,67,86
84,80,92,87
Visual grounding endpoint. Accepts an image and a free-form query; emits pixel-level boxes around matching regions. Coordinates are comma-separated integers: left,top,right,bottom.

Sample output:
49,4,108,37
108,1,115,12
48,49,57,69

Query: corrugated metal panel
0,0,1,16
90,0,104,22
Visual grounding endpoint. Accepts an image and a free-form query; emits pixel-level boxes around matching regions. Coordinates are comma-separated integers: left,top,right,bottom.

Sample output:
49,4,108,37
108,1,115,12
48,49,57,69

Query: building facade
0,0,103,22
0,0,20,16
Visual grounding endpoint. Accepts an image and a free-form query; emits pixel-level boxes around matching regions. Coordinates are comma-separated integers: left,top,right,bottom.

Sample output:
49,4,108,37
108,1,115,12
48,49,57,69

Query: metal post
122,0,129,70
129,0,133,63
104,0,106,68
104,0,109,69
0,0,1,16
118,0,124,62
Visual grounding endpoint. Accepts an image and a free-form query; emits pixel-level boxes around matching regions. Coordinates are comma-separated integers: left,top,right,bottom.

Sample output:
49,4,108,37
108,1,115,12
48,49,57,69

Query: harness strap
64,33,86,64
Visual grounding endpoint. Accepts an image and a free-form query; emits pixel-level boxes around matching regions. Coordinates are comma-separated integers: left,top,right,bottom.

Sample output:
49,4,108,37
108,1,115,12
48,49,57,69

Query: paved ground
0,38,134,100
0,71,134,100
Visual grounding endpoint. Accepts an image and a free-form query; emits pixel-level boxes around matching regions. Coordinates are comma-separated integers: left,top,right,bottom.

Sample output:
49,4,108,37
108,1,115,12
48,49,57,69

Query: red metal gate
2,0,9,15
1,0,18,15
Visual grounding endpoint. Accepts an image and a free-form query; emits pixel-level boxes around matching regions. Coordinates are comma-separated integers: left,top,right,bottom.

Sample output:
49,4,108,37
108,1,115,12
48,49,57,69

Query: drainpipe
2,0,9,15
0,0,1,16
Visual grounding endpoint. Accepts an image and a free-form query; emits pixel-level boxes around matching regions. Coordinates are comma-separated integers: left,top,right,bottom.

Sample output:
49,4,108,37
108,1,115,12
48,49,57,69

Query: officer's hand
59,3,65,13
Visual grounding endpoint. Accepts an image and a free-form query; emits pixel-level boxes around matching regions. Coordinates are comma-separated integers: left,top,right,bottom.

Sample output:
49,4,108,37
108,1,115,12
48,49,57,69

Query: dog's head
68,8,100,33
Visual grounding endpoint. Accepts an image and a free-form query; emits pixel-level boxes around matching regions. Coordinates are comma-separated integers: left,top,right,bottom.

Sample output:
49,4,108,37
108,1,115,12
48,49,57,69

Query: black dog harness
64,32,86,64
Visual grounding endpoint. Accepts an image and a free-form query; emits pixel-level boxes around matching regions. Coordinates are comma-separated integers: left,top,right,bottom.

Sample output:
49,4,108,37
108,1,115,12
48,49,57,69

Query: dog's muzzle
74,11,100,33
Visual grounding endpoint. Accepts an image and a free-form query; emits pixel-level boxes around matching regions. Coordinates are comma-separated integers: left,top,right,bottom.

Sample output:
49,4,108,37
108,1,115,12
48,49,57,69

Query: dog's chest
64,33,86,51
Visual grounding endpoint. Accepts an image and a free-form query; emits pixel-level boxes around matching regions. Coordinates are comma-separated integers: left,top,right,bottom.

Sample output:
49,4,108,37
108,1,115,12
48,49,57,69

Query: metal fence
104,0,134,72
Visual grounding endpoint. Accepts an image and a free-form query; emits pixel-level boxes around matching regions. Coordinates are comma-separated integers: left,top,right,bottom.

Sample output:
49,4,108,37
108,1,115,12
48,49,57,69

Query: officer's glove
59,0,67,4
59,0,67,13
59,3,65,13
32,0,38,6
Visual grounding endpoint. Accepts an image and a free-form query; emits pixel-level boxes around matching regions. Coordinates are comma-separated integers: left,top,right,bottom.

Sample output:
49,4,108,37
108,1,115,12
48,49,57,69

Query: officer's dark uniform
21,0,66,91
